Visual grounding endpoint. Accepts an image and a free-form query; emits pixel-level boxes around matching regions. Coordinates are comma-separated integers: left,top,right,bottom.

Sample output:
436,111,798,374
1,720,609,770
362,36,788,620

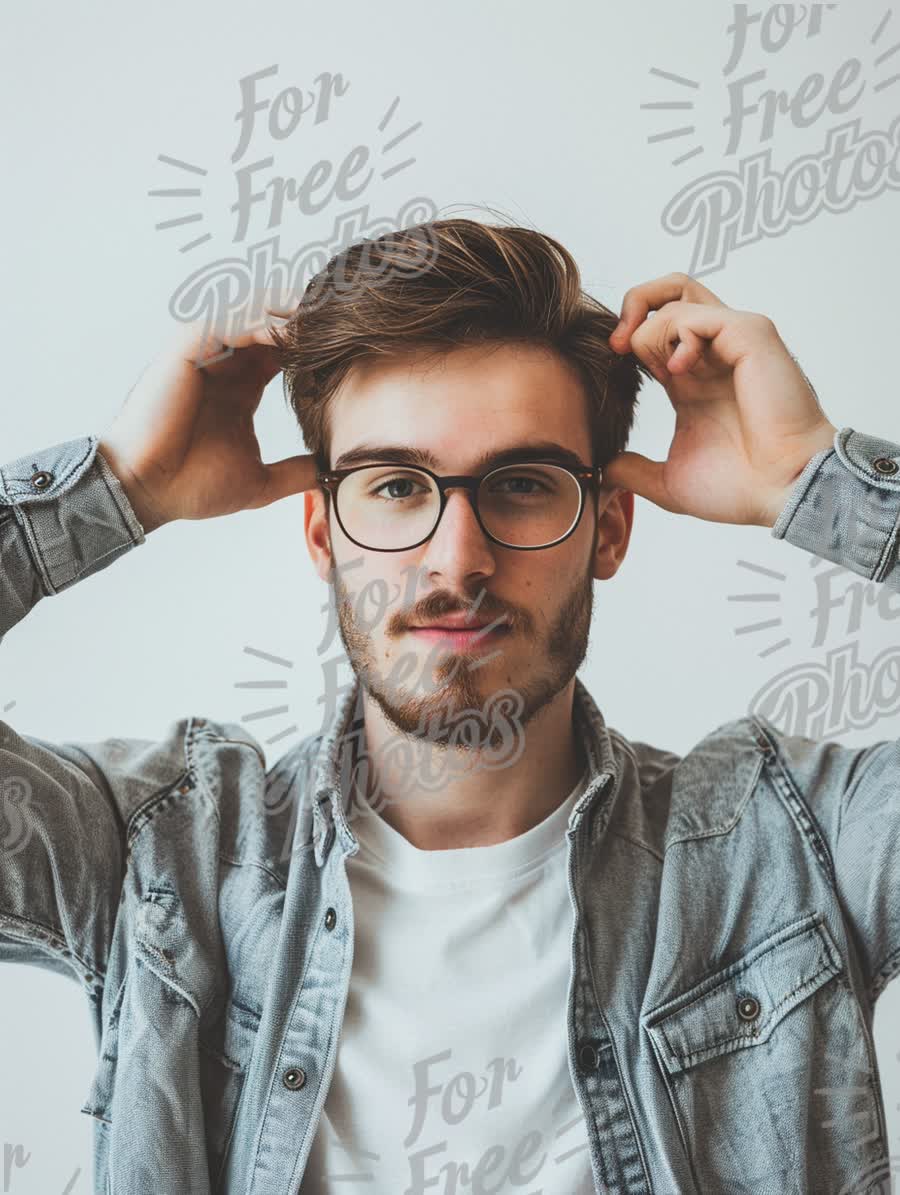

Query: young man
1,219,897,1194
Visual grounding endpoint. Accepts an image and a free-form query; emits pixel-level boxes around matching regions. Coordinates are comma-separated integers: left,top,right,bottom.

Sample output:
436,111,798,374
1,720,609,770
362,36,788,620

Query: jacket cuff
0,435,145,594
771,426,900,586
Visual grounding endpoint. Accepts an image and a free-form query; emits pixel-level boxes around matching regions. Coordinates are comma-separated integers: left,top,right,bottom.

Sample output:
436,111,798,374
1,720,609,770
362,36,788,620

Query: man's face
304,342,632,750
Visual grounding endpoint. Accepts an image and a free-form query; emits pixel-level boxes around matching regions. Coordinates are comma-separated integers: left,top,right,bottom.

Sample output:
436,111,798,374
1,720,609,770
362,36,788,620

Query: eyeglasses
316,459,603,552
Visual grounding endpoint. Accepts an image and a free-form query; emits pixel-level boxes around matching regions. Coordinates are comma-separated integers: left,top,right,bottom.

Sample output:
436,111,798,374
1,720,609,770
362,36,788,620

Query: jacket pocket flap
643,913,843,1076
836,429,900,489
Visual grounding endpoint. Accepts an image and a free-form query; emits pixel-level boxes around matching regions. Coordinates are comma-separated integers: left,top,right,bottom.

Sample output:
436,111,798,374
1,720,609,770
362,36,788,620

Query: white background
1,0,899,1190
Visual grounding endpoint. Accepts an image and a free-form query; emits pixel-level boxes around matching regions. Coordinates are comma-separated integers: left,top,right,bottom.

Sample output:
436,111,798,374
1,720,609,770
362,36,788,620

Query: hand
603,272,839,528
98,298,317,533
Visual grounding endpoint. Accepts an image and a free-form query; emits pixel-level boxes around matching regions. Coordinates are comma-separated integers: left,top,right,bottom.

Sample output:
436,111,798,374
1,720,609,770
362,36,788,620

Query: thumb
602,452,676,512
256,454,320,507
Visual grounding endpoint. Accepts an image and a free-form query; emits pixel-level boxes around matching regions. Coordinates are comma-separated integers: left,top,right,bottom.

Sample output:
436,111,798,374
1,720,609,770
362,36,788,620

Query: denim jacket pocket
642,912,888,1191
644,912,842,1075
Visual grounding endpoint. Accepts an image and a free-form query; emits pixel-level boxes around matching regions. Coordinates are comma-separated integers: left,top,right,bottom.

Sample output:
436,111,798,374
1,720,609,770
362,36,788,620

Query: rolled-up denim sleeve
772,426,900,589
767,426,900,1005
0,434,145,639
0,435,146,987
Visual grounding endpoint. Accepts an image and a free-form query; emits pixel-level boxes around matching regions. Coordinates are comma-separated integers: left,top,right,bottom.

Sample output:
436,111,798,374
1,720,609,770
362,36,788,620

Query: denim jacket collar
306,673,620,866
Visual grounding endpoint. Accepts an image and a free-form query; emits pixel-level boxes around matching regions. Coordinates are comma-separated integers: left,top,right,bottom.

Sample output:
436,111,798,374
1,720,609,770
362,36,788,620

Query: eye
487,472,554,497
496,475,545,493
370,474,430,500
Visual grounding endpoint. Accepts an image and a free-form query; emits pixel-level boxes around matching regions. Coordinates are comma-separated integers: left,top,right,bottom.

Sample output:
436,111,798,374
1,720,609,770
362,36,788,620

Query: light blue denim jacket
2,428,900,1195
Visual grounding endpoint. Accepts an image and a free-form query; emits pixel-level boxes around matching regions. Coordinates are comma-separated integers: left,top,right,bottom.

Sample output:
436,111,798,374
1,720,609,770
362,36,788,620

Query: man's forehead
338,340,578,392
329,343,592,469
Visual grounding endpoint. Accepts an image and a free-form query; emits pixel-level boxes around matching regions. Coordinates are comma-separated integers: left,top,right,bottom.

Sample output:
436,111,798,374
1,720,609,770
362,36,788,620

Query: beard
328,518,598,754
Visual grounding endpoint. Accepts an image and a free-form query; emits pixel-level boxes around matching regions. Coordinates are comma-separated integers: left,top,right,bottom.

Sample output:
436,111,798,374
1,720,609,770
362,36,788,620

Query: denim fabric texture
2,427,900,1194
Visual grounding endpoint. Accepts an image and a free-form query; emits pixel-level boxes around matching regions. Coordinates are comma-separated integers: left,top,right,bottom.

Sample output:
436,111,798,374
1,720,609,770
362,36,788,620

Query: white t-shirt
301,764,596,1194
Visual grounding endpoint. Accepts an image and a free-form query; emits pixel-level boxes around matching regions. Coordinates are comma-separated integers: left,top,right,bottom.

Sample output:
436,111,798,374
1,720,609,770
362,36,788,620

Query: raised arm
0,304,316,990
0,435,146,985
763,424,900,1006
603,270,900,1006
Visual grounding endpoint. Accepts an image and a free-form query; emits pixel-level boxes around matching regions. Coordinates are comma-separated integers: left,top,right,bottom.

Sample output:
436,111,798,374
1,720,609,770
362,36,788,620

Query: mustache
403,598,515,629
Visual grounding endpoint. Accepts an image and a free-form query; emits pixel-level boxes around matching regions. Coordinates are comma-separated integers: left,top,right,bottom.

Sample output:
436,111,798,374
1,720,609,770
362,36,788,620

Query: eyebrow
331,440,590,473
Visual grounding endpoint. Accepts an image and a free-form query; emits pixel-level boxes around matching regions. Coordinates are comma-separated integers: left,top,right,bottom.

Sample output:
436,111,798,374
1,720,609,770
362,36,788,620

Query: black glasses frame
315,459,604,552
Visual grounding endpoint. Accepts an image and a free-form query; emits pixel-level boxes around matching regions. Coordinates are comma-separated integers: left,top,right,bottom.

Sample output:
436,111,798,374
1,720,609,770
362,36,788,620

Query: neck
351,678,586,850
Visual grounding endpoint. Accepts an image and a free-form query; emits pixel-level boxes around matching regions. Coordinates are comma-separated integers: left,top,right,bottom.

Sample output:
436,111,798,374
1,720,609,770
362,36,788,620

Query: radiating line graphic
236,644,299,746
729,558,792,658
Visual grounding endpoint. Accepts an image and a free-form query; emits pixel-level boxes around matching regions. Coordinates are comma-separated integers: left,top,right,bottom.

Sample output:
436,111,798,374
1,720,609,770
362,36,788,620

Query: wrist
96,442,169,534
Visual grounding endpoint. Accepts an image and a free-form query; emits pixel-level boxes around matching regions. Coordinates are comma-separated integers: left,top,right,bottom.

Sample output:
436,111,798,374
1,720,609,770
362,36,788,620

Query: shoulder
56,715,323,855
605,713,769,858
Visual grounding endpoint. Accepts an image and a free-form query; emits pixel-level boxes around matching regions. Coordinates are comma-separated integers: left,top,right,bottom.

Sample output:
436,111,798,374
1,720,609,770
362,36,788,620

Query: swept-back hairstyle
269,217,651,500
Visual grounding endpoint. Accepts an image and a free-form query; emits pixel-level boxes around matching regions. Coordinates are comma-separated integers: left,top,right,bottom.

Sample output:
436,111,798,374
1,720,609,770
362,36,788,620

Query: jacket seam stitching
833,742,897,1005
579,892,654,1192
749,716,837,884
874,501,900,582
0,909,106,981
125,770,202,845
869,944,900,1002
8,501,54,593
663,740,762,847
578,1013,652,1188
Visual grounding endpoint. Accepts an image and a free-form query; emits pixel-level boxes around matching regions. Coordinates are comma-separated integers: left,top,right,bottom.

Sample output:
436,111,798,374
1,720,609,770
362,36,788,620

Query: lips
409,623,509,652
413,626,492,635
411,615,507,631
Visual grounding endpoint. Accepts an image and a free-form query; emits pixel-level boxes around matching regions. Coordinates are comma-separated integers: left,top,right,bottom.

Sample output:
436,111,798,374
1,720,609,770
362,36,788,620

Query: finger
256,453,320,507
182,288,297,365
666,326,705,374
252,319,290,348
631,303,735,377
601,451,682,513
610,272,726,350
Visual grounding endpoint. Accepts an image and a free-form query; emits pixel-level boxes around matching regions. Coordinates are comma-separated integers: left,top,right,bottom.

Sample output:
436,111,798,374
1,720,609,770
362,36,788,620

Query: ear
592,487,634,581
304,489,334,583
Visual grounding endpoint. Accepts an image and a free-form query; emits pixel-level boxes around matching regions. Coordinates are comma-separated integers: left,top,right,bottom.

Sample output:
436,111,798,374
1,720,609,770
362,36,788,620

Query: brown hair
269,216,651,497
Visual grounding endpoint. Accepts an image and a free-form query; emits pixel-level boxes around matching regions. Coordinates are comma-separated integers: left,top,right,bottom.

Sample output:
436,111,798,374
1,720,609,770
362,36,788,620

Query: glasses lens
336,463,583,550
479,464,582,547
338,465,441,550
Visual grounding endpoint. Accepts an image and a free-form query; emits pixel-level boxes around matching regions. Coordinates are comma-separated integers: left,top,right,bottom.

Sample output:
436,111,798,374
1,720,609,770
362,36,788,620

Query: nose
419,486,497,583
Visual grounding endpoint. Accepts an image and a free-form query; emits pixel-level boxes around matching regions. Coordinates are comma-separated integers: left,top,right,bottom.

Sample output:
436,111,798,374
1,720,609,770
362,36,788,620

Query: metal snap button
737,995,761,1021
578,1043,599,1072
283,1067,307,1090
324,907,336,931
30,470,53,490
873,457,899,475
